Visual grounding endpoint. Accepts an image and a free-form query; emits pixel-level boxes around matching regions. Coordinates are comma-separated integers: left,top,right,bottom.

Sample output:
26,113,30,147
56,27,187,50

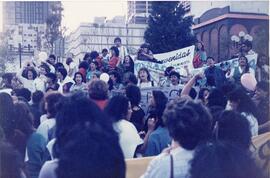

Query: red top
108,56,119,69
93,99,108,110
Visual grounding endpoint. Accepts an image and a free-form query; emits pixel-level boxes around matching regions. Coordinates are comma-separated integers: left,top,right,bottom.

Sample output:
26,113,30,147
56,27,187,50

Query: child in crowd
137,67,155,88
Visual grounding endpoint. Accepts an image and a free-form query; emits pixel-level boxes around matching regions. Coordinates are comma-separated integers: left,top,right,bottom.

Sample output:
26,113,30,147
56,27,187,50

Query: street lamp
230,31,253,56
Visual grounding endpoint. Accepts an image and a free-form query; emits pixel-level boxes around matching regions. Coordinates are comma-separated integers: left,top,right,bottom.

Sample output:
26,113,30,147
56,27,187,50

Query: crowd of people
0,37,269,178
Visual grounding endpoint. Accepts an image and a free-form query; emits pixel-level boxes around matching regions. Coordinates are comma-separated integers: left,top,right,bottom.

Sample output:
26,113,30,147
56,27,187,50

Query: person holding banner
138,68,156,88
193,41,207,68
137,43,161,64
226,55,255,84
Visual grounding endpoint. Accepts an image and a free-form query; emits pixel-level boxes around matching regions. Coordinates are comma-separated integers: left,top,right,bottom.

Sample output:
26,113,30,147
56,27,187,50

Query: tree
252,26,269,55
45,3,63,53
144,1,196,54
0,31,13,74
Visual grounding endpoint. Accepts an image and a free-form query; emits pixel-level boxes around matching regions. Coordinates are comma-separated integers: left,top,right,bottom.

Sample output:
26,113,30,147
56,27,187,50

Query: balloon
241,73,257,91
38,52,48,62
100,73,110,83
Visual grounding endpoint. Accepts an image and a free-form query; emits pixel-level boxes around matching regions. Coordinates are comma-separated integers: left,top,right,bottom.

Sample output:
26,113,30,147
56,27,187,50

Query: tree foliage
0,31,13,74
144,1,196,54
45,3,63,53
252,26,269,55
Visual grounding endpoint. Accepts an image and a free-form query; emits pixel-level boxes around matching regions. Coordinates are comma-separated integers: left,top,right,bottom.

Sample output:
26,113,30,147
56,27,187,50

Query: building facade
127,1,191,24
192,1,269,61
2,1,61,30
2,1,62,70
65,16,147,63
127,1,152,24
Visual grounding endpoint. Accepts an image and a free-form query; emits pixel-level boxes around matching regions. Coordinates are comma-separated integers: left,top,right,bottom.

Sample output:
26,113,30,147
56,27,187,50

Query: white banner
192,53,258,75
135,46,195,83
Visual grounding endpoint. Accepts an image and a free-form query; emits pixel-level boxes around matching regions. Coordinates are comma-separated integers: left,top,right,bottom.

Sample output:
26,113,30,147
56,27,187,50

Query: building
127,1,191,24
192,1,269,61
190,1,269,19
2,1,61,31
65,16,147,63
2,1,62,70
127,1,152,24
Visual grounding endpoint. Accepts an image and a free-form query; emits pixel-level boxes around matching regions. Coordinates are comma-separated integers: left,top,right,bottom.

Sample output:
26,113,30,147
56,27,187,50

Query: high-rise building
2,1,61,30
127,1,191,24
127,1,152,24
2,1,62,70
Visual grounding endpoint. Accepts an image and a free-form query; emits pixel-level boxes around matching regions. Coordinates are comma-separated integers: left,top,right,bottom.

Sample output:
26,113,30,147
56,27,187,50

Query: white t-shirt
34,75,46,92
138,81,154,89
241,112,258,137
39,159,58,178
113,119,143,158
58,76,75,93
46,138,56,160
141,146,194,178
36,119,56,143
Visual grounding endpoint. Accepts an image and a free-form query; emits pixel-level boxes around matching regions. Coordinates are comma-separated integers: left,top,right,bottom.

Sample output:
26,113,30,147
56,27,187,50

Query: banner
191,53,258,75
135,46,195,84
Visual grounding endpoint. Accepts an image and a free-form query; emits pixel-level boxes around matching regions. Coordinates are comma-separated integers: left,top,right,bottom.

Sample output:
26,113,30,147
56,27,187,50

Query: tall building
2,1,62,70
2,1,61,30
127,1,191,24
127,1,152,24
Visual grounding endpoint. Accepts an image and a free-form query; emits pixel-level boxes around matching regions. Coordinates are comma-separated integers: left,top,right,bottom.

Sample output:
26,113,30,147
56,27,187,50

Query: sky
0,0,268,33
62,1,127,34
0,2,2,32
0,0,127,33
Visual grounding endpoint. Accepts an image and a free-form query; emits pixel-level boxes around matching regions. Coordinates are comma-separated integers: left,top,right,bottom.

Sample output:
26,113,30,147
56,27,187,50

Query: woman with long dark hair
141,90,171,156
70,72,87,92
228,87,259,136
138,67,155,88
125,84,145,132
193,41,207,68
105,95,143,158
12,101,47,178
39,93,125,178
119,55,135,74
108,46,120,70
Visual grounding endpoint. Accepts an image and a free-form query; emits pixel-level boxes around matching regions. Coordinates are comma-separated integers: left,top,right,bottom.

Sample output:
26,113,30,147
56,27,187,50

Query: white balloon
100,73,110,83
241,73,257,91
38,52,48,62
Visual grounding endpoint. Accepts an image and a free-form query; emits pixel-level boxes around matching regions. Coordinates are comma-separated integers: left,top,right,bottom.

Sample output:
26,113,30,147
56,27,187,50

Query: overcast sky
0,1,127,33
62,1,127,34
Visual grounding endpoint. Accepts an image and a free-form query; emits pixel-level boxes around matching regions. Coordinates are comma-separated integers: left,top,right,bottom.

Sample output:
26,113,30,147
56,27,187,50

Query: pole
19,43,22,68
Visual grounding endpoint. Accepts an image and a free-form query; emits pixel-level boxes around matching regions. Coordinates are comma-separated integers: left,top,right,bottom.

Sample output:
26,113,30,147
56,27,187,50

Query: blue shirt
144,126,172,156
